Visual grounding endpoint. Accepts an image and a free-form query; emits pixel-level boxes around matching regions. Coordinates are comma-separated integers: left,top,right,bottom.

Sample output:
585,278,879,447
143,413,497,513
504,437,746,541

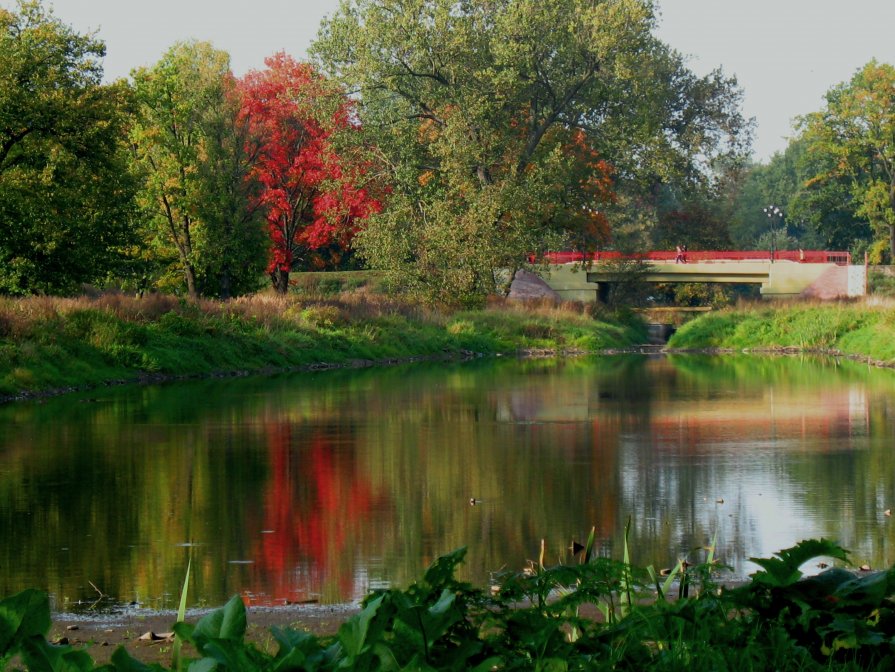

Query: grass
0,291,647,398
668,299,895,364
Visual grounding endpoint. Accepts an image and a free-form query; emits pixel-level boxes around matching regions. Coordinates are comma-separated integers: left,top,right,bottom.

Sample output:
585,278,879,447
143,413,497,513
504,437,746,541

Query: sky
20,0,895,162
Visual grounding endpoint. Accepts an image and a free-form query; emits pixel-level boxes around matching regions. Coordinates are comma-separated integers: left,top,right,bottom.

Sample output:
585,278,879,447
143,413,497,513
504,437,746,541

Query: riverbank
0,292,647,401
47,604,354,666
667,299,895,365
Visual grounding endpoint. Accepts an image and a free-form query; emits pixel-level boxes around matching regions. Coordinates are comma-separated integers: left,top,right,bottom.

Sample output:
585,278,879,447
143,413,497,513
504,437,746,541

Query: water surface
1,354,894,612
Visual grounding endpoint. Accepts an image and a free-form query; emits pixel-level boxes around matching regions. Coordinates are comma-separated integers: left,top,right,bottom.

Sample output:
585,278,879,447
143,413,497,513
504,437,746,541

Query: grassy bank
0,292,646,399
668,299,895,364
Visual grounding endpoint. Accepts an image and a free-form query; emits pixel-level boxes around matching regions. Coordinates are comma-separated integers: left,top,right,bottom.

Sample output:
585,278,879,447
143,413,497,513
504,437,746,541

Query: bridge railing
542,250,852,265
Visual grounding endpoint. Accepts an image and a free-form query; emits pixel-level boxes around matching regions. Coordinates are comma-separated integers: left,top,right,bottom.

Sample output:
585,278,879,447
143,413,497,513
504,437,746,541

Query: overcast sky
22,0,895,162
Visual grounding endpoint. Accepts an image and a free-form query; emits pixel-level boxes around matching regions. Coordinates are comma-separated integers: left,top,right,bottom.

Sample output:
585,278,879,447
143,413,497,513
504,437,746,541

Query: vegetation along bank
6,538,895,671
668,300,895,365
0,292,646,401
8,292,895,402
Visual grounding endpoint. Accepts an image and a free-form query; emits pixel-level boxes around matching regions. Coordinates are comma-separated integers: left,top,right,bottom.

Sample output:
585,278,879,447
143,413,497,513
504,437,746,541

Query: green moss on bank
668,301,895,363
0,294,646,397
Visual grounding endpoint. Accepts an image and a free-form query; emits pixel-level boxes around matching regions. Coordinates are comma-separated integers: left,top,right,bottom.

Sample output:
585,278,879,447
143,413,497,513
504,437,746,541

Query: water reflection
1,354,894,611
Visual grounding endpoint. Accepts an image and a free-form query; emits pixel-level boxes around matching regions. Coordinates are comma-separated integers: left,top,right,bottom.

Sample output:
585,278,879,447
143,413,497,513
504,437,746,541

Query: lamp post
763,205,783,263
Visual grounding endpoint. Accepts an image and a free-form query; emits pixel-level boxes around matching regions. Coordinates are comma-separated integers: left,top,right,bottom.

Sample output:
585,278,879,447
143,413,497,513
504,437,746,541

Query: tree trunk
184,264,198,301
889,183,895,262
270,268,290,294
219,268,232,300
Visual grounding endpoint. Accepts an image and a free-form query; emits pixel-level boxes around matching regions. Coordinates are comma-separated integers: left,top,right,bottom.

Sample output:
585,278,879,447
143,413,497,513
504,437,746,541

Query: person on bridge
675,245,688,264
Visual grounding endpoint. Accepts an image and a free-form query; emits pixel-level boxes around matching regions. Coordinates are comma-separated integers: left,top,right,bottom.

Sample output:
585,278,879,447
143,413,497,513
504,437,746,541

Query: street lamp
763,205,783,263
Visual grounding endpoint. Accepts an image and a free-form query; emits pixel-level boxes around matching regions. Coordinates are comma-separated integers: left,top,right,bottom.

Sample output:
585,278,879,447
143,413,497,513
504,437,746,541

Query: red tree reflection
245,422,384,605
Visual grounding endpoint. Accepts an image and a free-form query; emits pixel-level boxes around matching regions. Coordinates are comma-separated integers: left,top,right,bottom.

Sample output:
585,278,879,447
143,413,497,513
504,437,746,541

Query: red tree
239,53,381,293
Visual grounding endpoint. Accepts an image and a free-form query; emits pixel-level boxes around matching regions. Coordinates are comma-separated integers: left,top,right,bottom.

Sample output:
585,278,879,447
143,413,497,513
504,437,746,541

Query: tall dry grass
0,289,442,338
485,295,608,321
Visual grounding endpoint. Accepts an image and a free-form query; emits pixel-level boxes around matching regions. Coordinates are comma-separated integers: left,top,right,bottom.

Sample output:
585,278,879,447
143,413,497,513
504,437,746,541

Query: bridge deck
541,252,864,301
590,260,774,284
544,250,851,265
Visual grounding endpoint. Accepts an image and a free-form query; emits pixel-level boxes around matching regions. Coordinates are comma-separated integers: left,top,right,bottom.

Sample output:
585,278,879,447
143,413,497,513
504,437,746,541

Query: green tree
729,146,804,249
130,42,266,299
798,60,895,262
727,138,869,256
312,0,748,306
789,138,870,254
0,0,138,295
193,76,267,299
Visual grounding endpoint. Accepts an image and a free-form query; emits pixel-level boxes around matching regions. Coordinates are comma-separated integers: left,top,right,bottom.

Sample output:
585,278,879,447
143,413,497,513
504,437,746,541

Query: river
1,354,894,612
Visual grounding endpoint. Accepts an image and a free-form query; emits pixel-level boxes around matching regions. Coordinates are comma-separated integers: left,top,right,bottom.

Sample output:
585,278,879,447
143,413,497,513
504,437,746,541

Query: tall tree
0,0,137,294
130,42,266,299
192,75,268,299
239,53,381,294
312,0,749,305
727,145,804,249
798,60,895,261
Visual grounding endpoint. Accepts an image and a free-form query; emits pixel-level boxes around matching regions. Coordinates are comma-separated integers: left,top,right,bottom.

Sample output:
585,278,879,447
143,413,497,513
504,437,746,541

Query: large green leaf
173,594,248,662
0,589,52,661
832,568,895,607
270,625,329,669
338,594,385,659
192,595,247,643
108,647,169,672
20,635,95,672
393,588,461,653
184,658,216,672
199,639,265,671
749,539,849,587
421,547,468,591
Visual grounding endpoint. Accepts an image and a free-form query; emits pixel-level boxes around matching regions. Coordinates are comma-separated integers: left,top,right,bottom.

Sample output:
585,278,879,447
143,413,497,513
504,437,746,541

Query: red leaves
239,53,381,281
561,129,615,250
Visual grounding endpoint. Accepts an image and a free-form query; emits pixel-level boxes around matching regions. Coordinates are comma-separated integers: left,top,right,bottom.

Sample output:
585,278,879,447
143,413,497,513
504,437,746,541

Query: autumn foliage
561,129,616,253
239,54,381,293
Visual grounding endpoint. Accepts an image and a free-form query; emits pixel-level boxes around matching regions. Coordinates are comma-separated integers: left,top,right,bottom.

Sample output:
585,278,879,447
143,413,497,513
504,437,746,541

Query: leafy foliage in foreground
3,539,895,671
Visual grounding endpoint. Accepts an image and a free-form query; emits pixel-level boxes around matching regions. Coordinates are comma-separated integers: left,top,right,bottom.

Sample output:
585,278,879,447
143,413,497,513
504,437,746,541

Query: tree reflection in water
0,355,894,610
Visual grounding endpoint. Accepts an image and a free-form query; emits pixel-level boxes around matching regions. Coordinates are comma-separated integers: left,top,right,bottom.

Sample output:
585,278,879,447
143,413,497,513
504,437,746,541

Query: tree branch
395,55,450,87
0,127,33,172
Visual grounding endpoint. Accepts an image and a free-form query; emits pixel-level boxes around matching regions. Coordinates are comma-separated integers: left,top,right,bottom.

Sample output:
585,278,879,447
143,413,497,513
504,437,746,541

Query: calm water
2,354,895,613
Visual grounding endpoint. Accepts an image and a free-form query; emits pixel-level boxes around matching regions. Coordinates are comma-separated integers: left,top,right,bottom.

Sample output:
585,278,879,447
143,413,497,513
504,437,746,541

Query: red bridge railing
542,250,851,265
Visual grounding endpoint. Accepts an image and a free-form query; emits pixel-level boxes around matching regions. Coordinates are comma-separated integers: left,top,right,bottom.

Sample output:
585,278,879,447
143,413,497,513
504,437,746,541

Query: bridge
539,250,866,301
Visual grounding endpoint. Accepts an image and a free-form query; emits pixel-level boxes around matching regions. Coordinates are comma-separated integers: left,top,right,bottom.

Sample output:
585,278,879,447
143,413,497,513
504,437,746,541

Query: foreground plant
2,539,895,671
